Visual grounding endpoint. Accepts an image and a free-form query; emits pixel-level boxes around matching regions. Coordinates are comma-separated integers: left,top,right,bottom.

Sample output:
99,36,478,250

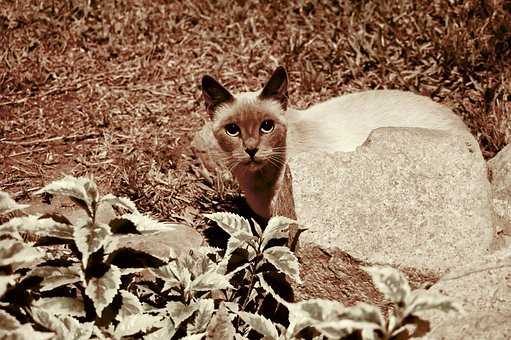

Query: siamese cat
200,66,470,220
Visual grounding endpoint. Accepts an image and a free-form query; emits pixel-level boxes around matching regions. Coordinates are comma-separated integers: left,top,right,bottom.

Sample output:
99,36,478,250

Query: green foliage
0,176,461,339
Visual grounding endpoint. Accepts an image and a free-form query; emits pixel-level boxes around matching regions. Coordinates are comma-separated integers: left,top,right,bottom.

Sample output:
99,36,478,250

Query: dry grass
1,0,510,222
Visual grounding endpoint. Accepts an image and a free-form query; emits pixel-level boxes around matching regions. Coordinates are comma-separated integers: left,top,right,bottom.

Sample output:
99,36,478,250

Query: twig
3,132,42,142
75,158,114,167
13,187,42,200
440,263,511,281
0,66,141,107
1,132,101,146
10,166,39,177
8,147,46,157
0,84,87,106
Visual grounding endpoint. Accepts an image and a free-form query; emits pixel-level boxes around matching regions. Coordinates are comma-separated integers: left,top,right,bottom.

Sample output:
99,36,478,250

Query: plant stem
240,262,257,311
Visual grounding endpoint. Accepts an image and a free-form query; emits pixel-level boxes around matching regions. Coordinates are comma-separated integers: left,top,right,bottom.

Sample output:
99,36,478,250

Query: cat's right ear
259,66,288,110
201,75,234,119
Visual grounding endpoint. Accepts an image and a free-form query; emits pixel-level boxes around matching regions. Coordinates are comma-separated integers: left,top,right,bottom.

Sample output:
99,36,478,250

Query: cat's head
201,66,289,173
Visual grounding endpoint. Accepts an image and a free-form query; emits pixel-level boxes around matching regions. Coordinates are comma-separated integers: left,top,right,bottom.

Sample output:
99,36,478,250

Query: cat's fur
200,66,470,220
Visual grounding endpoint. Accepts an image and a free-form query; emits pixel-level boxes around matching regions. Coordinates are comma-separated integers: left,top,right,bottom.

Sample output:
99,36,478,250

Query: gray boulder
418,248,511,339
428,248,511,315
289,127,494,274
423,311,511,340
488,143,511,250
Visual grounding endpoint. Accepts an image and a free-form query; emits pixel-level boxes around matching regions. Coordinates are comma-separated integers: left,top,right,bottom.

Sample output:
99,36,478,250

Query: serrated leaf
32,297,85,317
341,302,385,327
362,327,378,340
197,246,222,256
152,261,192,293
191,271,233,292
237,311,279,339
0,274,18,298
182,333,207,340
315,320,378,338
85,265,121,316
84,180,99,204
187,251,217,278
167,301,198,328
364,266,411,304
205,212,252,236
143,318,176,340
206,303,235,340
263,246,301,283
74,221,111,267
150,264,181,292
35,176,97,216
121,213,176,232
234,334,250,340
99,194,139,213
188,299,215,334
0,191,29,215
0,323,54,340
261,216,295,250
258,277,345,340
222,302,239,315
120,268,145,276
28,265,81,291
224,262,250,281
1,215,74,239
0,309,21,330
253,219,263,237
226,234,257,259
0,239,42,267
387,314,399,335
258,274,288,306
116,290,144,321
102,235,119,254
233,232,258,246
30,308,93,340
404,290,463,317
114,314,163,338
285,299,345,337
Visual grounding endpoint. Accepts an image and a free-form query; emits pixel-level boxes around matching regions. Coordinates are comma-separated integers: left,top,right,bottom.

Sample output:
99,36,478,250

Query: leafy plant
0,176,462,339
247,267,462,340
0,176,180,338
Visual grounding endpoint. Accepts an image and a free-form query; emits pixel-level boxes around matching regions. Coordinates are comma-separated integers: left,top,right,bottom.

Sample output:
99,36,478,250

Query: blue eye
260,120,274,133
225,123,240,137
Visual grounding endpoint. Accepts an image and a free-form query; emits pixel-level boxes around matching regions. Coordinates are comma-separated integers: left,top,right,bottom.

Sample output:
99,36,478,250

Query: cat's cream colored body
286,89,470,155
199,67,472,222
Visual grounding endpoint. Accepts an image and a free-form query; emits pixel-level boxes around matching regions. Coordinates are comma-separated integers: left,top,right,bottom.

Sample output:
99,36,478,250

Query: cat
197,66,471,221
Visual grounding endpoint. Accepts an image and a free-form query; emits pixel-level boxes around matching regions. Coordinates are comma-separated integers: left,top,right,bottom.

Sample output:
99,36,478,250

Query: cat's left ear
259,66,288,110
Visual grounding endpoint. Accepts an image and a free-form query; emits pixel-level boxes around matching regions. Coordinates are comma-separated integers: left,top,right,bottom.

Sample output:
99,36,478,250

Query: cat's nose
245,148,258,159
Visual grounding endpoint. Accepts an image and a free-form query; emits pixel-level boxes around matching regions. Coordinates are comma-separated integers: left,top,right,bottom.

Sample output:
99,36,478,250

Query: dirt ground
1,0,510,226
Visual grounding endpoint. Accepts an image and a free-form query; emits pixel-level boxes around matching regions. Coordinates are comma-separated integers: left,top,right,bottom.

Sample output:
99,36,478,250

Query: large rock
289,127,494,273
424,311,511,340
488,143,511,250
418,248,511,339
428,248,511,315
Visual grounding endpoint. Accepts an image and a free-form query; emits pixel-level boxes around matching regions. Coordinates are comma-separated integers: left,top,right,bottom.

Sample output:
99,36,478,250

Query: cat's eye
225,123,240,137
260,120,275,134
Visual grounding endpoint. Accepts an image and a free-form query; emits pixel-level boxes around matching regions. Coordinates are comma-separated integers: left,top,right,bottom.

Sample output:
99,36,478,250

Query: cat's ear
259,66,288,110
202,75,234,118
